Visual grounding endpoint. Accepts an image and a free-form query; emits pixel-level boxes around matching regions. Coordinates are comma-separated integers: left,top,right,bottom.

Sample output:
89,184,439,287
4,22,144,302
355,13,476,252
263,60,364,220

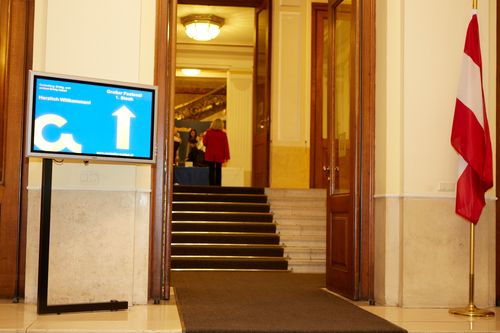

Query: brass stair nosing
173,201,269,206
171,243,286,248
171,268,291,272
171,255,289,260
172,220,277,225
172,231,280,236
172,211,273,215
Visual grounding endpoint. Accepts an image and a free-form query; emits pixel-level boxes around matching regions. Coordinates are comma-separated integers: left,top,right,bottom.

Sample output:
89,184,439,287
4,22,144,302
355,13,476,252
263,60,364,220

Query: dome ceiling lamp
181,14,225,41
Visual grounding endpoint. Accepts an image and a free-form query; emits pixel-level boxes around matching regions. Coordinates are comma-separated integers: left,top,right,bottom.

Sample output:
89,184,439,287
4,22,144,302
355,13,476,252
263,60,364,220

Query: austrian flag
450,10,493,224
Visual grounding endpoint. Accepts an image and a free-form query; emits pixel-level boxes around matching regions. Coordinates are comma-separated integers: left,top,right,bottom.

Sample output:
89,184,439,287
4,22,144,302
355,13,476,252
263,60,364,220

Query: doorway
152,0,375,301
152,0,271,300
175,4,255,187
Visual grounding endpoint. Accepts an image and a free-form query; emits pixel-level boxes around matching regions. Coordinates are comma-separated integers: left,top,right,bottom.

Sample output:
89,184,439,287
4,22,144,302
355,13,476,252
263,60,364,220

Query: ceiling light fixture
181,14,225,41
181,68,201,76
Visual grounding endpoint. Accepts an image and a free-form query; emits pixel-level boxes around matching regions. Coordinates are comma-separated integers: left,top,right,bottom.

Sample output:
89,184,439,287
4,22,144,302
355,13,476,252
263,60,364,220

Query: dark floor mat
172,271,407,333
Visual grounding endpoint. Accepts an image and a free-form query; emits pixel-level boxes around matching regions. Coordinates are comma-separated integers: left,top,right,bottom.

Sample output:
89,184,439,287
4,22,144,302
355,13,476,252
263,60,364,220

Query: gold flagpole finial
473,0,478,9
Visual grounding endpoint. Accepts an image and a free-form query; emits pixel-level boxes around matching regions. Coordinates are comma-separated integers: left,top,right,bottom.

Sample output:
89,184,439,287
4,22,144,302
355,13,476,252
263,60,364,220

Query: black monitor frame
26,71,158,164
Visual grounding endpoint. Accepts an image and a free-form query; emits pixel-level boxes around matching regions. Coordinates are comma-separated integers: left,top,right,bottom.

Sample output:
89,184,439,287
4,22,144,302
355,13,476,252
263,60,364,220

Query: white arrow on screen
112,106,136,150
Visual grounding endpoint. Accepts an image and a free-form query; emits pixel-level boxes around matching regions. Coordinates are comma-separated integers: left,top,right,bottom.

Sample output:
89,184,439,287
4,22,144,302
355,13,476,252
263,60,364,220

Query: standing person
173,127,182,165
203,119,230,186
186,128,199,164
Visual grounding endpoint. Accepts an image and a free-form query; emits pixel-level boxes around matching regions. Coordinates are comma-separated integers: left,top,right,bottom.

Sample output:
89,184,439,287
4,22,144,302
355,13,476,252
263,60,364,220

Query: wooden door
310,4,329,189
0,0,32,298
325,0,360,299
252,0,271,187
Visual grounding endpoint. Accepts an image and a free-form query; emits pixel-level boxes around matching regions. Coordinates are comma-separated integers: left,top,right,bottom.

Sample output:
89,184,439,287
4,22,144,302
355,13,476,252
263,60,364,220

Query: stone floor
1,295,499,333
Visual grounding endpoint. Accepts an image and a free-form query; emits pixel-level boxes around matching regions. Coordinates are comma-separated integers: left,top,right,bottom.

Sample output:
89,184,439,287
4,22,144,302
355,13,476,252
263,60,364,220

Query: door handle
322,166,331,181
258,117,270,129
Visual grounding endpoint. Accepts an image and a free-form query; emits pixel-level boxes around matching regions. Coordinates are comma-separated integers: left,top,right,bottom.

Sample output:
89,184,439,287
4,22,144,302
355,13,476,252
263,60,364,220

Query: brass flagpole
449,223,494,317
449,0,494,318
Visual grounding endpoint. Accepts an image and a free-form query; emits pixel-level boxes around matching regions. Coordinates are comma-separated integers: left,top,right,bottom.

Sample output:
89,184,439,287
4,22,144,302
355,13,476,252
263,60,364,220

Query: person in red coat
203,119,230,186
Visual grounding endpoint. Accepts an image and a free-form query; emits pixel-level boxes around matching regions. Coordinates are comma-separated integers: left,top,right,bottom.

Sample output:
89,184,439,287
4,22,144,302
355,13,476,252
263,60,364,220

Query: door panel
325,0,359,299
330,214,348,267
310,4,328,189
252,0,271,187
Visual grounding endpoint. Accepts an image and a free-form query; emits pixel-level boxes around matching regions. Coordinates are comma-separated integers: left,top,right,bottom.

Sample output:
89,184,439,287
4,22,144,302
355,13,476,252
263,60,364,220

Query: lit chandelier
181,14,225,41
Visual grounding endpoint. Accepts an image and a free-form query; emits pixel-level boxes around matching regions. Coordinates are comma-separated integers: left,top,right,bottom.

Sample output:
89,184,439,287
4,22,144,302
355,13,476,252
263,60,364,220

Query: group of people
173,118,230,186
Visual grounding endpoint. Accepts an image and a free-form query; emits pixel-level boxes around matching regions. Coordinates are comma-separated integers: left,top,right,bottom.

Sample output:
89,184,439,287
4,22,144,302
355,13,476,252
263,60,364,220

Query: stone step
171,243,285,257
264,188,326,274
272,216,325,226
173,201,271,213
175,185,264,195
172,231,280,244
267,199,326,209
173,192,268,203
173,211,274,222
277,224,326,236
272,209,326,218
280,234,325,247
288,259,326,273
283,246,326,260
173,221,277,233
265,188,326,199
171,255,288,270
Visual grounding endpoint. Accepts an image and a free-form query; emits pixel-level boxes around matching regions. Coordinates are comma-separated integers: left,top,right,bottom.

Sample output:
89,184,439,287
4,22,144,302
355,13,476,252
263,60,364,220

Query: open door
325,0,360,299
252,0,271,187
310,4,329,189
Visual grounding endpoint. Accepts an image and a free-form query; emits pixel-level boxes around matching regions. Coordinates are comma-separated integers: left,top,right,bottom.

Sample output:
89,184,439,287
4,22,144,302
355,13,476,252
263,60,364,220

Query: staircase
266,188,326,273
171,185,288,271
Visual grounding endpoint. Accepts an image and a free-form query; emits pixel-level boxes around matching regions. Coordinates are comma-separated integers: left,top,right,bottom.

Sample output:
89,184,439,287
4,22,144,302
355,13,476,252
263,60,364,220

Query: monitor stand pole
37,158,128,314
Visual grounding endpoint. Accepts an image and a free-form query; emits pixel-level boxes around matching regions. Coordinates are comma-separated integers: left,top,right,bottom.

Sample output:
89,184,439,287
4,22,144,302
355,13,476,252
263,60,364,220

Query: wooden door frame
252,0,272,187
325,0,375,300
153,0,374,300
359,0,375,301
0,0,33,299
150,0,177,301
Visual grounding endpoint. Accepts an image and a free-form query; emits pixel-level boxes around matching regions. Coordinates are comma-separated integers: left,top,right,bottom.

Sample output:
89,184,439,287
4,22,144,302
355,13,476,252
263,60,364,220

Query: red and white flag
450,10,493,224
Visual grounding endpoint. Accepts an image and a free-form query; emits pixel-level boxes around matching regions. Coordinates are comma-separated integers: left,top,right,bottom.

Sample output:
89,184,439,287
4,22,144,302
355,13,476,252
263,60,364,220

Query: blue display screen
27,72,157,163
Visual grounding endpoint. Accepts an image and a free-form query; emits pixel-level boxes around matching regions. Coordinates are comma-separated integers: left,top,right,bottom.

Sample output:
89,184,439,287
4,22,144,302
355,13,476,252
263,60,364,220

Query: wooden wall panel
0,0,8,185
0,0,33,298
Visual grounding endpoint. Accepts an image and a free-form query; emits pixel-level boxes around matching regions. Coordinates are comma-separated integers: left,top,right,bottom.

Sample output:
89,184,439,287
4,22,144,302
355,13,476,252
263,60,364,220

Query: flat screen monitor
26,71,157,164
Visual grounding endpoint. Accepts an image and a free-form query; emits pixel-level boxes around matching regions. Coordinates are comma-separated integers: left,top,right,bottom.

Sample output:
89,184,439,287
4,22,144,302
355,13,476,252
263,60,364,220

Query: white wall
269,0,326,188
26,0,156,305
375,0,496,307
226,71,253,185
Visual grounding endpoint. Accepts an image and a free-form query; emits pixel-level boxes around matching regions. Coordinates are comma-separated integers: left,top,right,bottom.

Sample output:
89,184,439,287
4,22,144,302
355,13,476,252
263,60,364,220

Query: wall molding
374,193,497,201
27,186,152,193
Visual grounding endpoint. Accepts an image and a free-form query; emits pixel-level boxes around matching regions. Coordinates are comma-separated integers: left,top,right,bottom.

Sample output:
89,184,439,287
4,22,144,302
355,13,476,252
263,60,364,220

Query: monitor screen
26,71,157,163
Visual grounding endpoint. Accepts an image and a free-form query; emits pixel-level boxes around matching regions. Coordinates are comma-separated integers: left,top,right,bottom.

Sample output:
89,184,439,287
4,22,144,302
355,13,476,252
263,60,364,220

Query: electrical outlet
80,171,99,185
